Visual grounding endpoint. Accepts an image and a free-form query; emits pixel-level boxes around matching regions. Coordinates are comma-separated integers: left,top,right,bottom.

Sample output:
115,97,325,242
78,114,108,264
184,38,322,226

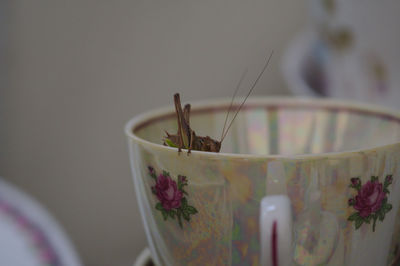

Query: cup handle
260,195,292,266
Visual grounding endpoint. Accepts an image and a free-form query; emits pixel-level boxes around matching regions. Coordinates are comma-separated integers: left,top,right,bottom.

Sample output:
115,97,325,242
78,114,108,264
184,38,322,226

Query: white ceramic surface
126,97,400,265
134,248,153,266
0,178,81,266
260,195,292,266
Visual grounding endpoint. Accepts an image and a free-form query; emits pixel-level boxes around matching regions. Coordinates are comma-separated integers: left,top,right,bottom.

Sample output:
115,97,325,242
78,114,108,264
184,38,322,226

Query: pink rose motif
148,166,198,228
153,174,183,210
348,175,393,231
353,180,386,218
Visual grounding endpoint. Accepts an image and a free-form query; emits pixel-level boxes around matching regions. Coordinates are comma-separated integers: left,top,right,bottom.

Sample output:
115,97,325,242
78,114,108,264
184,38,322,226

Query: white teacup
126,97,400,265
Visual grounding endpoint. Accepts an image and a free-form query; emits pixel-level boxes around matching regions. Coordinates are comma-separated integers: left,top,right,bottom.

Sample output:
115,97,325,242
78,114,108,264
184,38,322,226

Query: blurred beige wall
0,1,306,265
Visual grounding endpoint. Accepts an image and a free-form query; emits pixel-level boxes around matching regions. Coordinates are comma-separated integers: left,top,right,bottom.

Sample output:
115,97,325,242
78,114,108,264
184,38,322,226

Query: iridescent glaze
126,97,400,266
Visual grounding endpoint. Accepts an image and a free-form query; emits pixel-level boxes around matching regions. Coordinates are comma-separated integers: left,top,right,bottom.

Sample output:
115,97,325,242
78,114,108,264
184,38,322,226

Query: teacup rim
125,96,400,160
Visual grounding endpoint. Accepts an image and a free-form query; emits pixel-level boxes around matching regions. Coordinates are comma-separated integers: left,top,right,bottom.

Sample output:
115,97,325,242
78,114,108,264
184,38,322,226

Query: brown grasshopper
163,51,273,154
164,93,222,153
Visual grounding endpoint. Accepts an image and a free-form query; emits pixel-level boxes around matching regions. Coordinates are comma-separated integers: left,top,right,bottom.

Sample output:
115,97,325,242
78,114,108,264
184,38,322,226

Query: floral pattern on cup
148,166,198,228
348,175,393,232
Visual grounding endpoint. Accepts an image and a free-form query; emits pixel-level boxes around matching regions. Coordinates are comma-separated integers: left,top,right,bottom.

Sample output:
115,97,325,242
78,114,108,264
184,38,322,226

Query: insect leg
187,130,195,155
183,104,190,127
174,94,185,154
174,94,191,149
184,104,193,155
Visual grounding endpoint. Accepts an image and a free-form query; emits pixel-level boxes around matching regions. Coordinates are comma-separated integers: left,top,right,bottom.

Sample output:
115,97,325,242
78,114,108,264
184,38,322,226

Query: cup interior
133,98,400,156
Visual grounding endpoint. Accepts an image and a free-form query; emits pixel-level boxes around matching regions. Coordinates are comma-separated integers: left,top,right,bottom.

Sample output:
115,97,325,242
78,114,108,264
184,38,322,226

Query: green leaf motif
382,197,388,205
384,175,393,188
348,212,360,221
384,203,393,213
181,197,188,207
162,170,170,177
161,210,168,221
363,215,371,224
372,216,378,232
186,206,198,215
378,210,385,221
355,218,363,230
155,203,163,211
182,211,190,221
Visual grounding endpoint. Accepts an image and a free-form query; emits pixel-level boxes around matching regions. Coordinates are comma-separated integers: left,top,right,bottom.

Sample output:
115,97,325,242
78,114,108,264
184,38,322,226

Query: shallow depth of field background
0,1,307,265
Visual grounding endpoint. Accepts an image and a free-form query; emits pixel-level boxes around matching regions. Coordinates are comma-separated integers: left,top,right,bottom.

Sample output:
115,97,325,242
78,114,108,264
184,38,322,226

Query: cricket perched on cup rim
163,52,274,154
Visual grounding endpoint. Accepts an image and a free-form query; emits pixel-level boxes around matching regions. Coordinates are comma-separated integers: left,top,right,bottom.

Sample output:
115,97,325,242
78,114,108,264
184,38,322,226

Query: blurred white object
0,177,81,266
282,30,327,98
283,1,400,110
133,248,154,266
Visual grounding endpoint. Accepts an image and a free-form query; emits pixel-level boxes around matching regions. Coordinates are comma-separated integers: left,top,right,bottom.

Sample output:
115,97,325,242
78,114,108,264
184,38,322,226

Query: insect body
163,51,273,154
164,93,222,153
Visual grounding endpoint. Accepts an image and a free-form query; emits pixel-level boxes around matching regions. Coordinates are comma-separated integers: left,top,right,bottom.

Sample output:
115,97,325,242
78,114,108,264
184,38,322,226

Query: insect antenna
220,68,248,141
220,51,274,143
